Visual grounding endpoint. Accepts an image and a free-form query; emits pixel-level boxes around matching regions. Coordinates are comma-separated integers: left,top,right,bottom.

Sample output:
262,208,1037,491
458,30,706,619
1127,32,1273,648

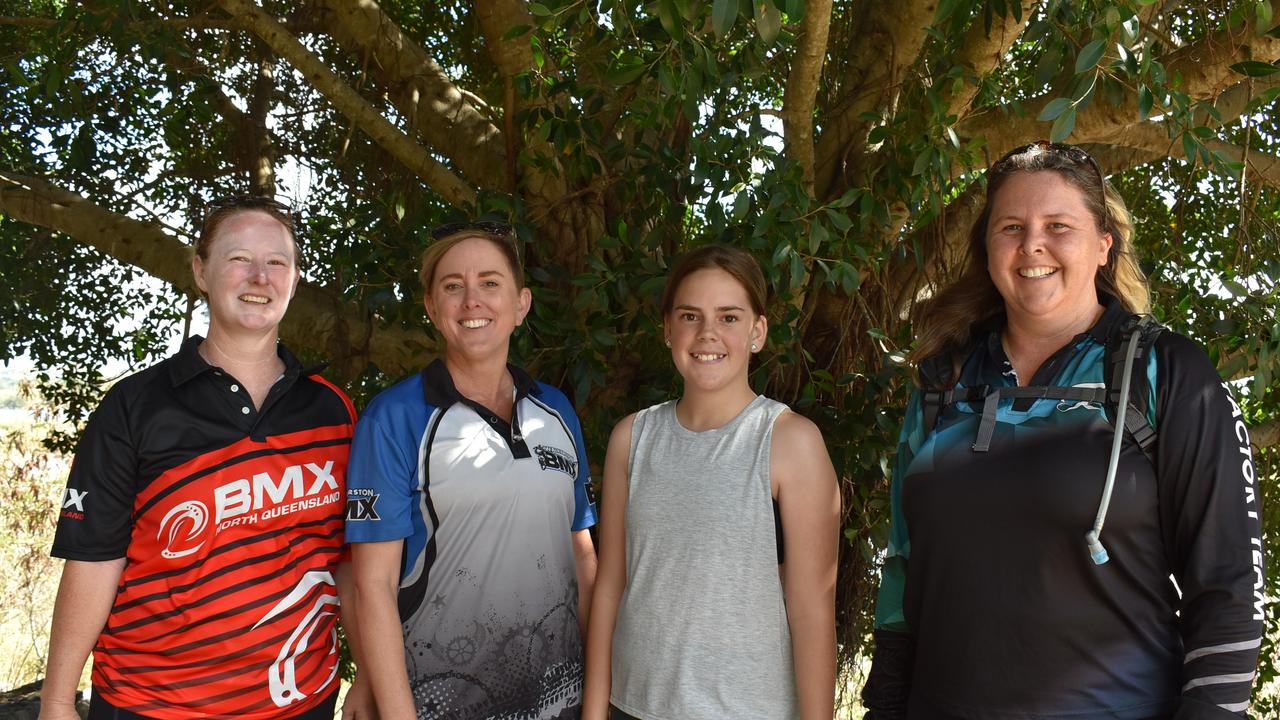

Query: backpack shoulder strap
1105,314,1165,462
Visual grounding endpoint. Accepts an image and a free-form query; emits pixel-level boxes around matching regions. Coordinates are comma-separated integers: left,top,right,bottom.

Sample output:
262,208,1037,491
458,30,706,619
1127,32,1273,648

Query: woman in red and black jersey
42,197,357,720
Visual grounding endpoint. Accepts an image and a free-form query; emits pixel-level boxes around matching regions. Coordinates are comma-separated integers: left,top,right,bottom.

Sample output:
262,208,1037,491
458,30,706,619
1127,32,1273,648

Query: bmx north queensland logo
534,444,577,477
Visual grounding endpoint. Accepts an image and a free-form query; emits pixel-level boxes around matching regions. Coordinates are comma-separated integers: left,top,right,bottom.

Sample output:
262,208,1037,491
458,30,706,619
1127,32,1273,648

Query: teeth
1019,267,1057,278
239,294,269,304
461,319,491,329
692,353,725,362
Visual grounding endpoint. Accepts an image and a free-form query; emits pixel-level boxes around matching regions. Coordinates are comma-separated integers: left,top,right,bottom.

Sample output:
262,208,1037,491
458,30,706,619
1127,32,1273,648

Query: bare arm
336,558,377,720
573,529,598,639
773,412,840,720
39,558,126,720
582,414,634,720
351,541,416,720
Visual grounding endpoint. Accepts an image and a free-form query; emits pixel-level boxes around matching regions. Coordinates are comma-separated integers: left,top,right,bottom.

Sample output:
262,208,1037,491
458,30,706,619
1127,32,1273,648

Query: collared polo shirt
345,359,596,720
52,335,356,720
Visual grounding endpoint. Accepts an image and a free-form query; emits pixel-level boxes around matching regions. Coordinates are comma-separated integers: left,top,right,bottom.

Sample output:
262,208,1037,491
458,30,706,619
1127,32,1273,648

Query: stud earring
665,339,671,347
751,343,758,351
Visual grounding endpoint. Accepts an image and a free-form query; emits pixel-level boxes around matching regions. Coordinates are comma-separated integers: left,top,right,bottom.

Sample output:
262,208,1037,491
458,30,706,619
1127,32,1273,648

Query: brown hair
911,144,1150,379
419,228,524,294
660,244,768,318
196,196,300,266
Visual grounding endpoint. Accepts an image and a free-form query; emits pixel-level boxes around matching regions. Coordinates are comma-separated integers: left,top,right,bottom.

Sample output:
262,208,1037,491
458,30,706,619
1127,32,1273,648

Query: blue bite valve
1085,530,1110,565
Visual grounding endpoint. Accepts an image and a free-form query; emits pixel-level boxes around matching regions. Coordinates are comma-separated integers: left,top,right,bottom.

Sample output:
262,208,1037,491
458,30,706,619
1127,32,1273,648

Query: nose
250,260,270,281
1019,225,1048,255
696,316,717,340
461,284,482,307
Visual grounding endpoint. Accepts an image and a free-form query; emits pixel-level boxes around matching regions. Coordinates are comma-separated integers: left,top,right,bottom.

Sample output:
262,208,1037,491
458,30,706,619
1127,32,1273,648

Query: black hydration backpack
916,314,1166,463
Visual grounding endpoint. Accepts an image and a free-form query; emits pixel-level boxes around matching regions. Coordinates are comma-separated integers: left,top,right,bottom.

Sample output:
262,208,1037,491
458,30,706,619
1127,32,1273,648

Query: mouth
1018,267,1058,278
460,318,492,329
691,352,727,363
239,294,270,304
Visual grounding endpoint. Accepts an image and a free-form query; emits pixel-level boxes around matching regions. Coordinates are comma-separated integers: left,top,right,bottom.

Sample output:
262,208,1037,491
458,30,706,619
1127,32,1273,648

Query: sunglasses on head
429,220,516,241
992,140,1106,184
205,194,294,219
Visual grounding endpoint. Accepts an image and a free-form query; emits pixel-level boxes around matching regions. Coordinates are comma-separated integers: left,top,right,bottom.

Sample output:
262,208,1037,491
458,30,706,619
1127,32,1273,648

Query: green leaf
608,58,648,85
755,0,782,45
712,0,737,38
1138,86,1154,119
784,0,805,22
1229,60,1280,77
1075,39,1106,74
658,0,684,38
789,253,806,289
826,208,853,232
501,24,532,40
528,2,552,16
808,221,829,255
1258,0,1274,31
1038,97,1073,121
1049,106,1076,142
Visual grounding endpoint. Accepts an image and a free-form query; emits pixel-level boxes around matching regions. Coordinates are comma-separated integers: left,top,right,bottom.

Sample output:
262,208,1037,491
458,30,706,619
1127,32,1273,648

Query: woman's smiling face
986,170,1112,330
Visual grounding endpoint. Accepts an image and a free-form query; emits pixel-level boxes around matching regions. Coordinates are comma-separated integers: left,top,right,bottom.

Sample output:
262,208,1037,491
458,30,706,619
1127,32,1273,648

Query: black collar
168,335,305,386
420,358,540,408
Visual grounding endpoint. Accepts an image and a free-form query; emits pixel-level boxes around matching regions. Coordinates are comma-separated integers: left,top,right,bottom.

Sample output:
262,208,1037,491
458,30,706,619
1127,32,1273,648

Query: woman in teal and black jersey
862,142,1264,720
583,245,841,720
42,196,356,720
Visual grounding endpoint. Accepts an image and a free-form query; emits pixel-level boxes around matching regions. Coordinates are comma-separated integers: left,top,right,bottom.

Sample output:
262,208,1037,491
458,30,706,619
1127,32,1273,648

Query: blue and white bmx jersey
346,360,597,720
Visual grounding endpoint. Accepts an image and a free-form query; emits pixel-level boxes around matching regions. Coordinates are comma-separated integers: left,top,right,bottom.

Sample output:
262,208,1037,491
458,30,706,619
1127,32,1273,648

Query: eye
1001,223,1022,233
721,314,739,323
268,258,289,267
680,312,698,322
483,279,500,288
1049,222,1069,231
443,281,463,292
229,255,250,262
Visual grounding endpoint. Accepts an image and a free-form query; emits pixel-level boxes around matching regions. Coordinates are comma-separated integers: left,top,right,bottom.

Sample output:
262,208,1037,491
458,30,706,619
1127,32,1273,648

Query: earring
665,339,671,347
751,343,758,351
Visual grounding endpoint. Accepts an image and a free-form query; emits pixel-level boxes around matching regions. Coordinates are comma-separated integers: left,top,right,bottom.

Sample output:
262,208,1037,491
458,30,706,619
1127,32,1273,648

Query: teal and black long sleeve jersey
866,297,1264,720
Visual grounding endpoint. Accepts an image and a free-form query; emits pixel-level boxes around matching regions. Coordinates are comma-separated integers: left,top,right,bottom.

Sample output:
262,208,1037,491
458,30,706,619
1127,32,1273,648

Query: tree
3,0,1279,701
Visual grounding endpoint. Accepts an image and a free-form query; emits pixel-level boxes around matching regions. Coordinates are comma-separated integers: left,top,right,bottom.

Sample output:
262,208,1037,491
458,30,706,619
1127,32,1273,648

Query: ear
1098,232,1114,267
423,293,438,327
515,286,532,326
750,315,768,352
191,254,209,295
290,267,300,298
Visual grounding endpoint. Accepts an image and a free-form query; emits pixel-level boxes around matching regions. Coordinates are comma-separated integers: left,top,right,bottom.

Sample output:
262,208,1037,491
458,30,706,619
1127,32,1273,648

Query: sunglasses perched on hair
206,194,294,218
992,141,1106,184
429,220,516,240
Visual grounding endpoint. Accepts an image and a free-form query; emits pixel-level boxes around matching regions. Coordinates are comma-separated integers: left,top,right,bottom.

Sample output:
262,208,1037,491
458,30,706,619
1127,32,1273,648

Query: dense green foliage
2,0,1280,707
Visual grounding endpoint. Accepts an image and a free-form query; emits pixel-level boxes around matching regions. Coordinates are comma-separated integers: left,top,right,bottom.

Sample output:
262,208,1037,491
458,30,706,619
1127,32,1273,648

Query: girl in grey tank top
583,246,840,720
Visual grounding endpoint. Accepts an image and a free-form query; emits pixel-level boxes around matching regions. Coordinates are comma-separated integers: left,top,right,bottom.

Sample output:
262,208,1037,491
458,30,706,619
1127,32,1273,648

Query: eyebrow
437,269,509,280
675,304,747,312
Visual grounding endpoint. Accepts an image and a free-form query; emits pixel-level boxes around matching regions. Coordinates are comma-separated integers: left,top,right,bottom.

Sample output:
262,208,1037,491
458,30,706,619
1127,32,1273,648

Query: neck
676,381,757,432
1002,301,1105,383
201,327,280,367
444,351,512,406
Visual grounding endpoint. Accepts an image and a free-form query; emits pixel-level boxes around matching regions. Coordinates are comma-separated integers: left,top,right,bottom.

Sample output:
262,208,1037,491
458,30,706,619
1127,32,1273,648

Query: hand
341,674,378,720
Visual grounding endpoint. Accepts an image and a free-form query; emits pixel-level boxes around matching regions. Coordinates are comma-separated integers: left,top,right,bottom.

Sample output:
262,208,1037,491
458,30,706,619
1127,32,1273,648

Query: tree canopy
3,0,1280,702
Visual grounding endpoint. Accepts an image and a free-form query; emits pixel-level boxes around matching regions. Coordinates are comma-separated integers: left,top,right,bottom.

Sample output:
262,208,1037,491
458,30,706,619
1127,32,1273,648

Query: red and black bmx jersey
52,337,355,720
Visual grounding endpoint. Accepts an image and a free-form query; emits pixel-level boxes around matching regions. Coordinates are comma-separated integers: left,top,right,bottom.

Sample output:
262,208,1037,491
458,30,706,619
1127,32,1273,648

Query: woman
41,196,356,720
584,245,840,720
344,222,598,719
863,142,1264,719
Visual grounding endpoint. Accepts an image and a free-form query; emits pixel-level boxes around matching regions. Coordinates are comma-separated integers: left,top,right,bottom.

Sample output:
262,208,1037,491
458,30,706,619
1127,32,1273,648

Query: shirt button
230,384,239,392
241,407,251,415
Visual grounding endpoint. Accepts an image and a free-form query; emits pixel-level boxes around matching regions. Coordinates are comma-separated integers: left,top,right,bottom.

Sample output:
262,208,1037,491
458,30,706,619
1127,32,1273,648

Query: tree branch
813,0,936,197
217,0,476,209
1253,418,1279,450
944,1,1038,120
782,0,834,195
314,0,507,191
475,0,537,80
0,172,436,377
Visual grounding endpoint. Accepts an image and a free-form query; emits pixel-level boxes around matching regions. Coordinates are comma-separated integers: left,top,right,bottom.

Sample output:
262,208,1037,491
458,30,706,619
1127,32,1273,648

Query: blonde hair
419,228,524,294
911,147,1150,382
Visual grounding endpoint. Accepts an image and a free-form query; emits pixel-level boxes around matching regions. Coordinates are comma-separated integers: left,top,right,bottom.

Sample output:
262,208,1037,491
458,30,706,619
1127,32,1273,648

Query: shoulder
609,411,638,445
1150,329,1225,389
771,408,826,458
356,373,434,437
533,380,577,416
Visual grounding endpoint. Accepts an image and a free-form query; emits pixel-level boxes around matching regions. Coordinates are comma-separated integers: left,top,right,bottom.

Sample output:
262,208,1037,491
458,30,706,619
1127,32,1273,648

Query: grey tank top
611,395,799,719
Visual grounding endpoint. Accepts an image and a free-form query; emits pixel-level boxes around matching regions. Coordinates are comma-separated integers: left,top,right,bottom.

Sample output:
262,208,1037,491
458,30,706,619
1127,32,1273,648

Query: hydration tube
1085,327,1143,565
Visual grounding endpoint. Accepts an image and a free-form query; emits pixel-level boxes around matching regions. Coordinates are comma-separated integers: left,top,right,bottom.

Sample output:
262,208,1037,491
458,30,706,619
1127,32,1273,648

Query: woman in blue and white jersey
863,142,1264,720
344,222,598,720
